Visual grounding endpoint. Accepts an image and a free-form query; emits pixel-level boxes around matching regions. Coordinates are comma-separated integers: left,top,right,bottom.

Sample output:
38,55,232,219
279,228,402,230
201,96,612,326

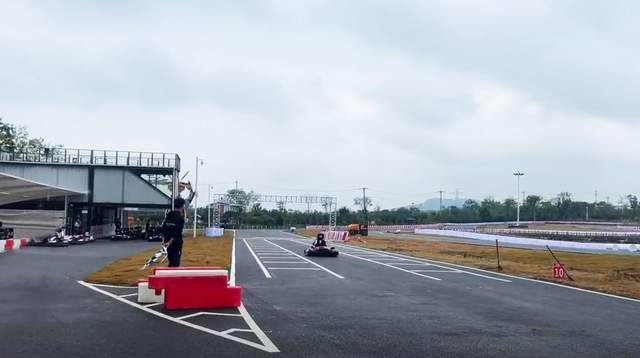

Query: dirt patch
296,229,640,299
87,231,234,286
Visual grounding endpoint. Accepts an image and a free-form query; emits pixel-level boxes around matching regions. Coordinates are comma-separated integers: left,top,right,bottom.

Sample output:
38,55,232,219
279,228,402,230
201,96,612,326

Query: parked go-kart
28,229,69,247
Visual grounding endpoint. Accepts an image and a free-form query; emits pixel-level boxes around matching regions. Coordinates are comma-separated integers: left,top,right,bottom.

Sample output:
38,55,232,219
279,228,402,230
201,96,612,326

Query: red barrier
4,240,14,251
153,266,224,274
147,267,241,310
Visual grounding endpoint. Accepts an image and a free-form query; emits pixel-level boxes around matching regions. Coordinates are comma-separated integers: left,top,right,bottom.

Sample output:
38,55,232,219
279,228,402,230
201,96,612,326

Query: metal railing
0,147,180,170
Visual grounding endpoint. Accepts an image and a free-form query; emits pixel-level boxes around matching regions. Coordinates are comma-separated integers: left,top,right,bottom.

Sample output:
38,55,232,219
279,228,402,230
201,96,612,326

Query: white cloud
1,1,638,208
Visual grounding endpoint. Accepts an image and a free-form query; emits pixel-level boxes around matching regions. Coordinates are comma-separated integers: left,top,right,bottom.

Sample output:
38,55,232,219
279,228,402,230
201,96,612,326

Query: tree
556,192,572,219
525,195,543,221
627,194,638,220
0,118,52,153
503,198,516,220
353,196,373,209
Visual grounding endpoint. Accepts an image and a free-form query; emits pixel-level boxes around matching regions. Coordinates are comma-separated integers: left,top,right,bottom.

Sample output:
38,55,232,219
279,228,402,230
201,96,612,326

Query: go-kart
304,245,339,257
69,232,94,245
28,230,69,247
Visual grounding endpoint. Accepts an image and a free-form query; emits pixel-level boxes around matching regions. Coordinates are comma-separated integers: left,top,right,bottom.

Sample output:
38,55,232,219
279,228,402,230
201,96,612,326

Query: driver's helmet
317,233,325,240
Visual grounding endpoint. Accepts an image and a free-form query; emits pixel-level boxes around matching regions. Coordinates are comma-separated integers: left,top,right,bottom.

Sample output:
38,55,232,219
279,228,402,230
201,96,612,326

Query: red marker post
553,263,566,280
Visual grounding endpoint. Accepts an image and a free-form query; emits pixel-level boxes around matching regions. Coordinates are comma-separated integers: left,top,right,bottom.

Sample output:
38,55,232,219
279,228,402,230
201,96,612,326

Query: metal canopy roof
0,172,86,206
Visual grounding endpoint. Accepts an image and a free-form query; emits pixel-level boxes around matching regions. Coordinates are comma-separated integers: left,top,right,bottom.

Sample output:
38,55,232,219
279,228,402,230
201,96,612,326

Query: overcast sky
1,1,639,209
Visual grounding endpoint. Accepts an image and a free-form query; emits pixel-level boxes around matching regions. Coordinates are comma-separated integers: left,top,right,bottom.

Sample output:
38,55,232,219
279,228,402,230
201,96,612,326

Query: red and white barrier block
0,239,28,254
321,231,350,242
144,266,242,310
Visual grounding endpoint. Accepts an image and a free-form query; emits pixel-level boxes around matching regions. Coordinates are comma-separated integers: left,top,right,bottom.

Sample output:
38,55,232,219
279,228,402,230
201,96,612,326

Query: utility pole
235,180,238,191
594,190,598,203
513,171,525,226
362,187,368,224
586,205,589,221
437,190,444,211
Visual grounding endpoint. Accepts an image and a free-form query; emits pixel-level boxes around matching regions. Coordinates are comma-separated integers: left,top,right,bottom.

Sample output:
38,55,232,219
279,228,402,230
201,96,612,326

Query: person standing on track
162,197,186,267
161,181,195,267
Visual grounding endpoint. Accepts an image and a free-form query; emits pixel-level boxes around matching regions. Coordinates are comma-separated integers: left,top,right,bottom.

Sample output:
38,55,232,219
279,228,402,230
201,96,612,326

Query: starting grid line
242,238,344,279
282,238,511,283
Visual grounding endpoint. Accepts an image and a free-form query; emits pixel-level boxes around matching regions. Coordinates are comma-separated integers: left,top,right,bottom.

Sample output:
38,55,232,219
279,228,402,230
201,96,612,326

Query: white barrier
137,281,164,304
483,228,640,238
414,229,640,253
204,227,224,238
0,240,5,253
321,231,350,241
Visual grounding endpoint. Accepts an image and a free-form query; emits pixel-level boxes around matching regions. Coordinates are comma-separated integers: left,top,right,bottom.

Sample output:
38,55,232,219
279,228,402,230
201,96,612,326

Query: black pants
167,242,183,267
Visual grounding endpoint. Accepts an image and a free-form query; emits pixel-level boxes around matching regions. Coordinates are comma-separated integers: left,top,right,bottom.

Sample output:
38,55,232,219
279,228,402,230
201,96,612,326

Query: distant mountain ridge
415,198,468,211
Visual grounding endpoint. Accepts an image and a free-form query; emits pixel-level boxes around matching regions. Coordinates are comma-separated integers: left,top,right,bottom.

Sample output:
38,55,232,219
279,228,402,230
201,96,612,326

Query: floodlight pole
207,185,212,227
193,157,203,238
513,171,524,226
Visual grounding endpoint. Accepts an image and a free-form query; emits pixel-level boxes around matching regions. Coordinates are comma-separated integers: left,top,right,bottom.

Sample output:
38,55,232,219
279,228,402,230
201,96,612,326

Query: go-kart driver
312,233,327,248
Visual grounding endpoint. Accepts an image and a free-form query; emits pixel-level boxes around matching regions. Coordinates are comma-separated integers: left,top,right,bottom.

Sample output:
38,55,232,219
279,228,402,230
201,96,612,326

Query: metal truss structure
208,193,337,229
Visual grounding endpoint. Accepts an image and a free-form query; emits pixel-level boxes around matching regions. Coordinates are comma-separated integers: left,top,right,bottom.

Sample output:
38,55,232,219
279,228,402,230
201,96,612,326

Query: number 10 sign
553,263,566,280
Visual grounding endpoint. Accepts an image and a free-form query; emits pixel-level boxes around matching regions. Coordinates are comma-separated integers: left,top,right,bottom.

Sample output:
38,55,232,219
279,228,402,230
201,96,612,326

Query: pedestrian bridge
0,148,181,236
0,148,180,207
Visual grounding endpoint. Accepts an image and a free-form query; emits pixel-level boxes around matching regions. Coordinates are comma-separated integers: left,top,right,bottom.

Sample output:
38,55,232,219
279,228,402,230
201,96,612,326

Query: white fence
482,228,640,238
414,229,640,253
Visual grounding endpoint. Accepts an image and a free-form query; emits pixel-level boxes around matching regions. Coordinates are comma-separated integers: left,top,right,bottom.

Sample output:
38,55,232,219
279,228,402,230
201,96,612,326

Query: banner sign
321,231,349,241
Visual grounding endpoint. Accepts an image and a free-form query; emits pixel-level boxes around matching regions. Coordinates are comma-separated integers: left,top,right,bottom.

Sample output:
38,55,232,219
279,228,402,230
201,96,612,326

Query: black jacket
313,238,327,247
162,210,185,245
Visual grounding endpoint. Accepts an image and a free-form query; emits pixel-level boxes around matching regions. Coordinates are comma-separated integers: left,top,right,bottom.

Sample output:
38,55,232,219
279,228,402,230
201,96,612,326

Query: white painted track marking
119,293,138,298
78,281,279,353
91,283,137,289
144,302,163,308
388,263,428,266
268,267,321,270
289,234,640,303
222,328,254,335
242,239,272,279
285,238,511,283
263,261,308,264
412,270,463,273
264,239,345,279
177,312,243,320
344,245,511,282
238,302,280,352
340,252,441,281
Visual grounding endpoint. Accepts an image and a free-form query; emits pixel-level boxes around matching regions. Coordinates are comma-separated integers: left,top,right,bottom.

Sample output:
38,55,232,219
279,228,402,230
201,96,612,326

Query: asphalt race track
1,230,639,357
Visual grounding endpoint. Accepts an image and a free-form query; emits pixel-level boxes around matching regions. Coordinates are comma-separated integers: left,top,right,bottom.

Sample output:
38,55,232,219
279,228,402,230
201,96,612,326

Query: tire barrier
321,231,350,241
414,229,640,253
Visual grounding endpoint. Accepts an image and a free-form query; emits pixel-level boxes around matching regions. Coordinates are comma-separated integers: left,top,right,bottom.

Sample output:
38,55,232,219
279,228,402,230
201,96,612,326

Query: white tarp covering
0,172,84,206
204,227,224,237
414,229,640,253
